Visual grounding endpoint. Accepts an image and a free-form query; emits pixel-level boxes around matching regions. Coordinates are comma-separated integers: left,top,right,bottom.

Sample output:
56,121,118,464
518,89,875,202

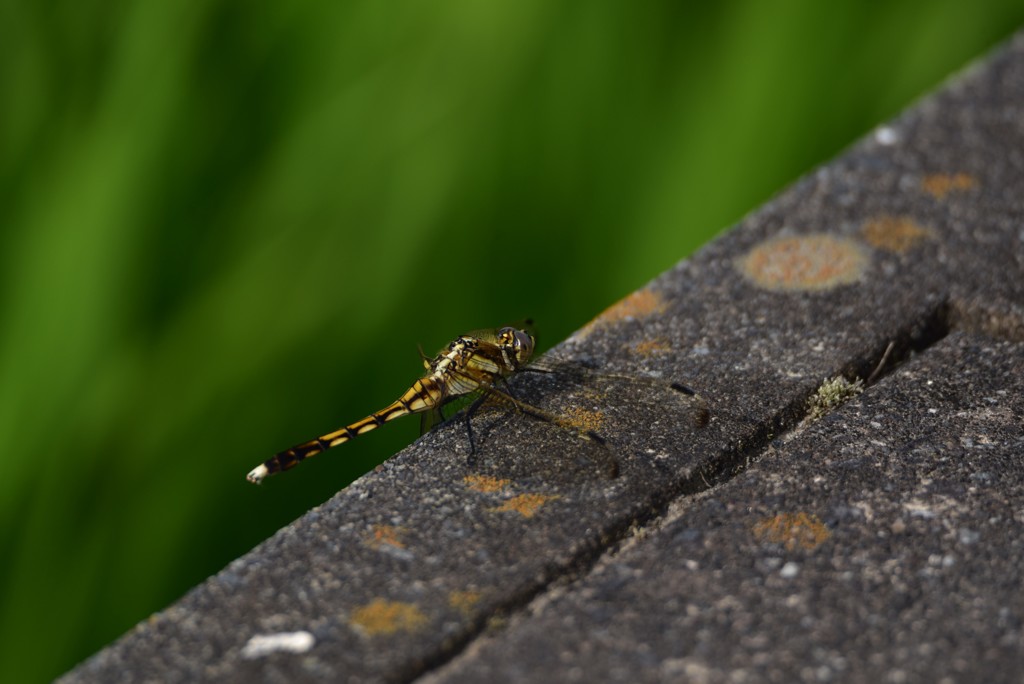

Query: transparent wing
419,406,446,436
435,360,620,477
518,356,710,428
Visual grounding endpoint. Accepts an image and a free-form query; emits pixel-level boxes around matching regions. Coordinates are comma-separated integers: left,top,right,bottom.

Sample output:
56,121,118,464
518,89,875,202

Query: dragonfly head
498,326,535,369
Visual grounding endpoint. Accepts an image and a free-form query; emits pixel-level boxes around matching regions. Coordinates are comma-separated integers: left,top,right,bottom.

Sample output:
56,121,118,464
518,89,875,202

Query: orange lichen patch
577,289,668,339
598,286,667,323
448,590,483,616
737,234,869,292
490,493,561,518
463,474,511,494
921,172,977,199
349,599,427,636
576,385,607,403
364,524,407,550
558,406,606,434
753,512,831,551
860,215,934,253
632,337,670,356
599,288,668,322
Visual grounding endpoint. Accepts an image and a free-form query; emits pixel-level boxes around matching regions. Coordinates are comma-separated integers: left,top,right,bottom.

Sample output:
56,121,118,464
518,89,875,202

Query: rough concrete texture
428,332,1024,683
61,31,1024,684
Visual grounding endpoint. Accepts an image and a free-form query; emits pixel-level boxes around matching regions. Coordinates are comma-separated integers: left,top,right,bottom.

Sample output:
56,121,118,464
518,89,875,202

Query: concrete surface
60,30,1024,684
427,332,1024,683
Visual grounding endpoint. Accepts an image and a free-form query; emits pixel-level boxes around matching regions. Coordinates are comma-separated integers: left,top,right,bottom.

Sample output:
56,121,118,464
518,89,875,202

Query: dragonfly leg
670,382,710,426
498,377,519,401
670,382,696,395
483,385,619,479
462,392,491,464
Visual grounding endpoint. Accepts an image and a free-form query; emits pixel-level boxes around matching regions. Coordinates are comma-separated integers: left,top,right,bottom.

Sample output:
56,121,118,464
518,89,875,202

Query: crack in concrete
408,301,957,683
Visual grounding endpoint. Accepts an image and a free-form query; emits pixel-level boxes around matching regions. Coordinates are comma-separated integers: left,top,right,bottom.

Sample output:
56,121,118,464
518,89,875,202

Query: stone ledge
61,30,1024,684
429,331,1024,683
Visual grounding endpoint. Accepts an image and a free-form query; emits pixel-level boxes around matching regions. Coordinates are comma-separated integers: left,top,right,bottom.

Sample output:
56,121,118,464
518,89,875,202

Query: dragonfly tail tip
246,464,269,484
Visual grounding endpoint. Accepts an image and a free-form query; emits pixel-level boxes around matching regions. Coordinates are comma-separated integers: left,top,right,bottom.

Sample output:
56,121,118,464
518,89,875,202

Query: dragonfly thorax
431,336,476,373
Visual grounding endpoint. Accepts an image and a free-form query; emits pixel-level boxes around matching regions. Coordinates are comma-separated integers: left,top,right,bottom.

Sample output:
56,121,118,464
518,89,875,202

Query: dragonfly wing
420,406,445,436
465,380,619,478
519,358,709,427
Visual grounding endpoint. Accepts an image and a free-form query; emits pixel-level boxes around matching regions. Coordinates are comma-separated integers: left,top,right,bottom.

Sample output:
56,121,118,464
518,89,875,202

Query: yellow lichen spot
364,524,406,550
860,215,933,254
463,474,511,494
349,599,427,636
448,590,483,616
632,337,670,356
558,406,606,434
921,172,977,199
753,512,831,551
737,234,869,292
490,493,561,518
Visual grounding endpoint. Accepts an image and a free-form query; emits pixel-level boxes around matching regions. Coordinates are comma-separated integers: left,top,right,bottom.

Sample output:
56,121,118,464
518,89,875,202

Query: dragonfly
246,324,707,484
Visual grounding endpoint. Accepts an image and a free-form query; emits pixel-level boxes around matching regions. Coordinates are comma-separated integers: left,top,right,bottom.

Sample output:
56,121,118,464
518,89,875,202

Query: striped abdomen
246,376,445,483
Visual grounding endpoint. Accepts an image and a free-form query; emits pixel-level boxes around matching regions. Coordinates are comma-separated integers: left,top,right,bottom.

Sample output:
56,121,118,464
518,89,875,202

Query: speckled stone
430,332,1024,683
60,31,1024,684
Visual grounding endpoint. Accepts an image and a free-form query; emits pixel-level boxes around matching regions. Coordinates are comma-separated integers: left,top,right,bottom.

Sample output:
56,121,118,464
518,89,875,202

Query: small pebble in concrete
241,631,315,659
874,125,899,145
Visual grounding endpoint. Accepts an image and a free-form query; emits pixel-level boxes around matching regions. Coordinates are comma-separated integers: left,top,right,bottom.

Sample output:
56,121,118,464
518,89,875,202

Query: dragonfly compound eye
511,329,535,363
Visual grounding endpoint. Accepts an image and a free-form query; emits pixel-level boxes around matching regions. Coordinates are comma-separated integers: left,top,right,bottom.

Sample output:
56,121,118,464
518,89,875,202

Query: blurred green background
2,1,1022,681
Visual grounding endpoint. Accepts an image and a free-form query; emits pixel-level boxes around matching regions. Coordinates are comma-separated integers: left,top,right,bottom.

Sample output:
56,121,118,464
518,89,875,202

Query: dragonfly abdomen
246,377,446,484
